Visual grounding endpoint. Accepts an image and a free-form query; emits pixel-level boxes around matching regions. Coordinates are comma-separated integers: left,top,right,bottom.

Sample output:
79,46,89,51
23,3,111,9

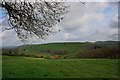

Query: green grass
3,41,118,59
2,56,119,78
3,56,46,60
16,42,95,56
0,56,2,79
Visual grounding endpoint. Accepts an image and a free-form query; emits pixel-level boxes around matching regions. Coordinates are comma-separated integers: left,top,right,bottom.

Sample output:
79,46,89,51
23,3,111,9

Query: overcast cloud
0,2,118,47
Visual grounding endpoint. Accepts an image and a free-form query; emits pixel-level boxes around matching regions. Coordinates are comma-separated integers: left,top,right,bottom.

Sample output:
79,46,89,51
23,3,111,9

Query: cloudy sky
0,1,118,47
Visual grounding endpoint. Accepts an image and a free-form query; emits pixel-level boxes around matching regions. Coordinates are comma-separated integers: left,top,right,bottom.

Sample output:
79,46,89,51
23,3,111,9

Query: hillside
17,42,95,55
2,41,119,59
95,41,118,48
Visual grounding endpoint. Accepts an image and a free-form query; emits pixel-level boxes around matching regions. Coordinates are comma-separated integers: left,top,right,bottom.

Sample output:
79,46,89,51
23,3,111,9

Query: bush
44,55,51,59
52,55,61,59
76,47,119,59
34,55,44,58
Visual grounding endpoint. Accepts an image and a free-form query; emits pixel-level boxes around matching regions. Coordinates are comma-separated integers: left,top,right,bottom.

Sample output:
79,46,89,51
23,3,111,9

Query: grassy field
0,56,2,79
3,41,118,59
2,56,119,78
15,42,95,56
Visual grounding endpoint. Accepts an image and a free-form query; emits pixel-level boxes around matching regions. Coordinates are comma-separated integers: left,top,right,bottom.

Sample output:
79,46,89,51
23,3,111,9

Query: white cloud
63,33,70,39
0,2,118,47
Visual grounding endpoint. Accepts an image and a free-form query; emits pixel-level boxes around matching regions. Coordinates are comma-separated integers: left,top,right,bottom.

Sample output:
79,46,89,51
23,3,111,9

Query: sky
0,1,119,47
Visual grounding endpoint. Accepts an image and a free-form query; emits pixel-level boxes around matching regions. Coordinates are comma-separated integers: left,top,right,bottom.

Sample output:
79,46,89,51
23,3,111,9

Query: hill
2,41,119,59
95,41,118,48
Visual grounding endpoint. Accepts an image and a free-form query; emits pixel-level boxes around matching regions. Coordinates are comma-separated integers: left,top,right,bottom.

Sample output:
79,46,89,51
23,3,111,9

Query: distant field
13,42,95,56
2,56,119,78
2,41,119,59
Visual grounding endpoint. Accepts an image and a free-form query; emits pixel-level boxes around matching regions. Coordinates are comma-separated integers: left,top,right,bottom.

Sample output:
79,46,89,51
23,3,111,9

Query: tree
0,0,69,42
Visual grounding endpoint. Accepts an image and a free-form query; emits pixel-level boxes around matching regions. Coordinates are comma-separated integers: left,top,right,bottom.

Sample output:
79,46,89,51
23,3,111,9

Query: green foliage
76,47,119,59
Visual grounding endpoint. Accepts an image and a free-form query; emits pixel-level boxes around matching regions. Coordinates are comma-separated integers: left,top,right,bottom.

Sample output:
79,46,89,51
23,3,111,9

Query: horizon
1,40,118,48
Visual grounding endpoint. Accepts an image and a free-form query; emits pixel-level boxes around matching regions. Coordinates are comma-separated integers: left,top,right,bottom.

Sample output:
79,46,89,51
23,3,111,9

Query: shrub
53,55,61,59
64,56,68,59
44,55,51,59
76,47,119,59
33,55,44,58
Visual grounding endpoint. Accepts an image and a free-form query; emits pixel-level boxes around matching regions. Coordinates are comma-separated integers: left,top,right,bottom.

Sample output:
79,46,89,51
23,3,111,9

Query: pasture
2,56,118,78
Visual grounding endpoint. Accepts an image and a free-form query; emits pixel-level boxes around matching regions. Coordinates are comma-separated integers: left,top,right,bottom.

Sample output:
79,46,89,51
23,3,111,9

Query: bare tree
0,0,69,42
